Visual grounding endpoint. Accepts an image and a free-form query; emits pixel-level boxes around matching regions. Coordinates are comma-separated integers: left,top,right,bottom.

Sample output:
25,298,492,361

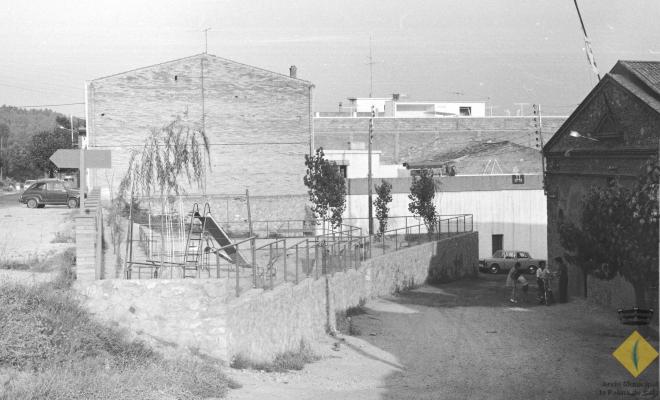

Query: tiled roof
615,60,660,97
405,140,543,174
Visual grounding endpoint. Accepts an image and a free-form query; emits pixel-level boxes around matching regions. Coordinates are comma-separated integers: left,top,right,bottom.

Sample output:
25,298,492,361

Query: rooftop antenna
572,0,600,81
203,27,212,54
366,36,378,97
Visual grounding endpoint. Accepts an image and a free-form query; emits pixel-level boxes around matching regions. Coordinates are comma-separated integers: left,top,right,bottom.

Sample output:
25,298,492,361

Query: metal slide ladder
182,203,209,278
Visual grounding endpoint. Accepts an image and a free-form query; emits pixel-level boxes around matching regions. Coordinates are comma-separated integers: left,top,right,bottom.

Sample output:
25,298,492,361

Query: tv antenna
366,36,378,97
203,27,212,54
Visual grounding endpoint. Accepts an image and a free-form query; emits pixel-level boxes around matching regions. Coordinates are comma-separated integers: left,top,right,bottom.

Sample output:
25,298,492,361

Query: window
492,234,503,255
459,106,472,116
516,252,529,258
32,183,45,190
339,165,347,178
505,251,515,259
47,182,66,191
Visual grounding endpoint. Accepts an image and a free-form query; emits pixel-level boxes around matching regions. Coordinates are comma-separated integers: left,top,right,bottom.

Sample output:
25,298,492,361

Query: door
46,181,68,204
491,234,503,255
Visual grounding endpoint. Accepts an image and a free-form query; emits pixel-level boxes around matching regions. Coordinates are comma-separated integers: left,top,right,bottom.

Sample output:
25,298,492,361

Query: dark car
479,250,544,275
19,179,80,208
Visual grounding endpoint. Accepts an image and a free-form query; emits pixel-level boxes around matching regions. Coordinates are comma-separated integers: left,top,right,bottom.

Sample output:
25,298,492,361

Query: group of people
506,256,568,304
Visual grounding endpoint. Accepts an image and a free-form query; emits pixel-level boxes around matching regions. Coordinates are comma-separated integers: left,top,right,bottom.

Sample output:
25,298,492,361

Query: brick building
543,60,660,308
314,116,566,167
86,53,313,219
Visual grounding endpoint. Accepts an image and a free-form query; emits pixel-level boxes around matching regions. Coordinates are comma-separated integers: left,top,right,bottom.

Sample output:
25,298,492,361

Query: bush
0,280,235,399
230,340,319,372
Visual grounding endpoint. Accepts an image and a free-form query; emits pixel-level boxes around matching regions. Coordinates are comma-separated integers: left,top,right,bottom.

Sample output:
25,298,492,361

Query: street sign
512,174,525,184
50,149,111,169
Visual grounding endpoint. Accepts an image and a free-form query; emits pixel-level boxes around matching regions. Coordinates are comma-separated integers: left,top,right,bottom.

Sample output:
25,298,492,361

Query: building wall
545,76,660,306
345,175,547,259
314,116,566,165
87,54,312,204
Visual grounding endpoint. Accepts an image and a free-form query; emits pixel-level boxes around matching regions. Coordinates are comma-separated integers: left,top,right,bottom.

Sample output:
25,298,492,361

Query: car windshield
492,250,503,258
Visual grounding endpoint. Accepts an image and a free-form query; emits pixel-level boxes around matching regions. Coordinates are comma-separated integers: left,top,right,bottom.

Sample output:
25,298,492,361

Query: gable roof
543,60,660,152
90,53,313,86
613,60,660,97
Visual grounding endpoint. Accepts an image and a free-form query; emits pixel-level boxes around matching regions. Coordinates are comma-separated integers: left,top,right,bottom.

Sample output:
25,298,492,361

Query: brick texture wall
87,54,312,200
315,116,566,165
545,76,660,307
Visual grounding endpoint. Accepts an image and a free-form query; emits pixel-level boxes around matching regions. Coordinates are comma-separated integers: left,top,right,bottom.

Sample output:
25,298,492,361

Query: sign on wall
512,174,525,184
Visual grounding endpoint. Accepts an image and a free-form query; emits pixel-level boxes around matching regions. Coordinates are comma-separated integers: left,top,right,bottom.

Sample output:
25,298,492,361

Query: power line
13,102,84,108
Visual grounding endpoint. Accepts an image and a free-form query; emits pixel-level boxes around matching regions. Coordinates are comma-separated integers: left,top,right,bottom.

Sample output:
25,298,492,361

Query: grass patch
0,275,235,399
230,340,319,373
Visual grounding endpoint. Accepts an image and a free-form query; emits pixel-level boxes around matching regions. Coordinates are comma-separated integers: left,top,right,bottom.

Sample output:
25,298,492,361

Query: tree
29,128,73,177
408,169,438,233
303,147,346,230
559,159,659,307
0,123,9,180
111,117,211,274
374,180,393,235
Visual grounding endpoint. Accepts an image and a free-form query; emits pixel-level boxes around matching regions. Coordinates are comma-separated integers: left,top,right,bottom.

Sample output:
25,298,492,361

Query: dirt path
226,275,659,400
0,203,73,263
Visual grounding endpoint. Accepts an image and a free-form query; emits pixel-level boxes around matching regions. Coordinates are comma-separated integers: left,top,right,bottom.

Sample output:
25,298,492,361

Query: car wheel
27,199,38,208
528,265,537,275
67,198,79,208
490,264,500,274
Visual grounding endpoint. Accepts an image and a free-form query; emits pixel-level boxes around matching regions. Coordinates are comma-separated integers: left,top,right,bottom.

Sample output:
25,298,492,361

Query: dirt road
227,275,659,400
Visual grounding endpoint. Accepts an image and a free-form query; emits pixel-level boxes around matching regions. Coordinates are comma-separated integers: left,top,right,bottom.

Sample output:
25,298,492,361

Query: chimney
392,93,400,101
289,65,297,79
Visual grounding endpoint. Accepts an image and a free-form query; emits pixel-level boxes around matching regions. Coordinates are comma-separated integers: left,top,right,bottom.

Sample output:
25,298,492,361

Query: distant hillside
0,106,63,146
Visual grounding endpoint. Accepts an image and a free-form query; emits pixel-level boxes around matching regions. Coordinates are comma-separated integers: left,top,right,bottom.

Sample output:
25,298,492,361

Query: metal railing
124,213,473,297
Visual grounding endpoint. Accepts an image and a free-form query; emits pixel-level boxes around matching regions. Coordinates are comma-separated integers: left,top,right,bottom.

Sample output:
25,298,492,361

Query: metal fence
124,214,473,297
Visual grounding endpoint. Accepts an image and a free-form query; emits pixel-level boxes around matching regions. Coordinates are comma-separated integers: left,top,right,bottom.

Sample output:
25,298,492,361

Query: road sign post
50,148,111,208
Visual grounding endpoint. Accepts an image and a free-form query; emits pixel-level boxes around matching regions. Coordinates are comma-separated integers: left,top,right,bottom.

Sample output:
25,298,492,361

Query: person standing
555,256,568,303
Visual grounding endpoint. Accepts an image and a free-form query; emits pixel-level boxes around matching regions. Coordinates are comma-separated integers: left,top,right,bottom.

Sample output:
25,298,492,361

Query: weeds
230,340,319,372
0,275,235,399
50,230,75,244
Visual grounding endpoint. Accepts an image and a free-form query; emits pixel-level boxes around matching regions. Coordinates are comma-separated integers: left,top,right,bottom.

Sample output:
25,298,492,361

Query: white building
344,175,547,260
338,95,486,118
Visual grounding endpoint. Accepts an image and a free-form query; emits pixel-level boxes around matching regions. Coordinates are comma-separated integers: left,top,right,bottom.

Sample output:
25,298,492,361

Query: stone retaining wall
77,232,478,363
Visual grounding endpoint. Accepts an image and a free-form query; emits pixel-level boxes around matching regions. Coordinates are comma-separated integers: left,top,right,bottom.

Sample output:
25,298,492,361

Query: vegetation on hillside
0,106,83,180
0,264,235,399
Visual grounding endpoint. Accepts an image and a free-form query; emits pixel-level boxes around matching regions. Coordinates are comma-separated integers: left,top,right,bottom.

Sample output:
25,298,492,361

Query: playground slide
194,213,250,267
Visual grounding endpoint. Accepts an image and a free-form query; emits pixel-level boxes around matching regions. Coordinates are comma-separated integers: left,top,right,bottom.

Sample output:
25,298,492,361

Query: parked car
19,178,80,208
479,250,544,275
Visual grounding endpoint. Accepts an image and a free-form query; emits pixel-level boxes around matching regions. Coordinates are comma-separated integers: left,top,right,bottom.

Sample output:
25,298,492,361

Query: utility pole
203,28,211,54
368,105,374,235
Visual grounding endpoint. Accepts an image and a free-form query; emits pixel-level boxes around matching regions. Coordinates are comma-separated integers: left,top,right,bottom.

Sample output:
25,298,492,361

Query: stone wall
76,279,233,359
77,232,478,363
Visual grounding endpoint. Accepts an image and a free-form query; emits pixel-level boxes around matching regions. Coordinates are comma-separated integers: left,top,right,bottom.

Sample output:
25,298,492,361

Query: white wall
324,149,405,179
345,189,547,260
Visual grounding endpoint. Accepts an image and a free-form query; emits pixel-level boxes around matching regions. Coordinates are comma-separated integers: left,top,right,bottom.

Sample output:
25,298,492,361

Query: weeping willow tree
108,117,211,275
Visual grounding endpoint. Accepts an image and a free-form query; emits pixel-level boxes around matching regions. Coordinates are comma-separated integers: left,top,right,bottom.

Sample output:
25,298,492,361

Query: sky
1,0,659,118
